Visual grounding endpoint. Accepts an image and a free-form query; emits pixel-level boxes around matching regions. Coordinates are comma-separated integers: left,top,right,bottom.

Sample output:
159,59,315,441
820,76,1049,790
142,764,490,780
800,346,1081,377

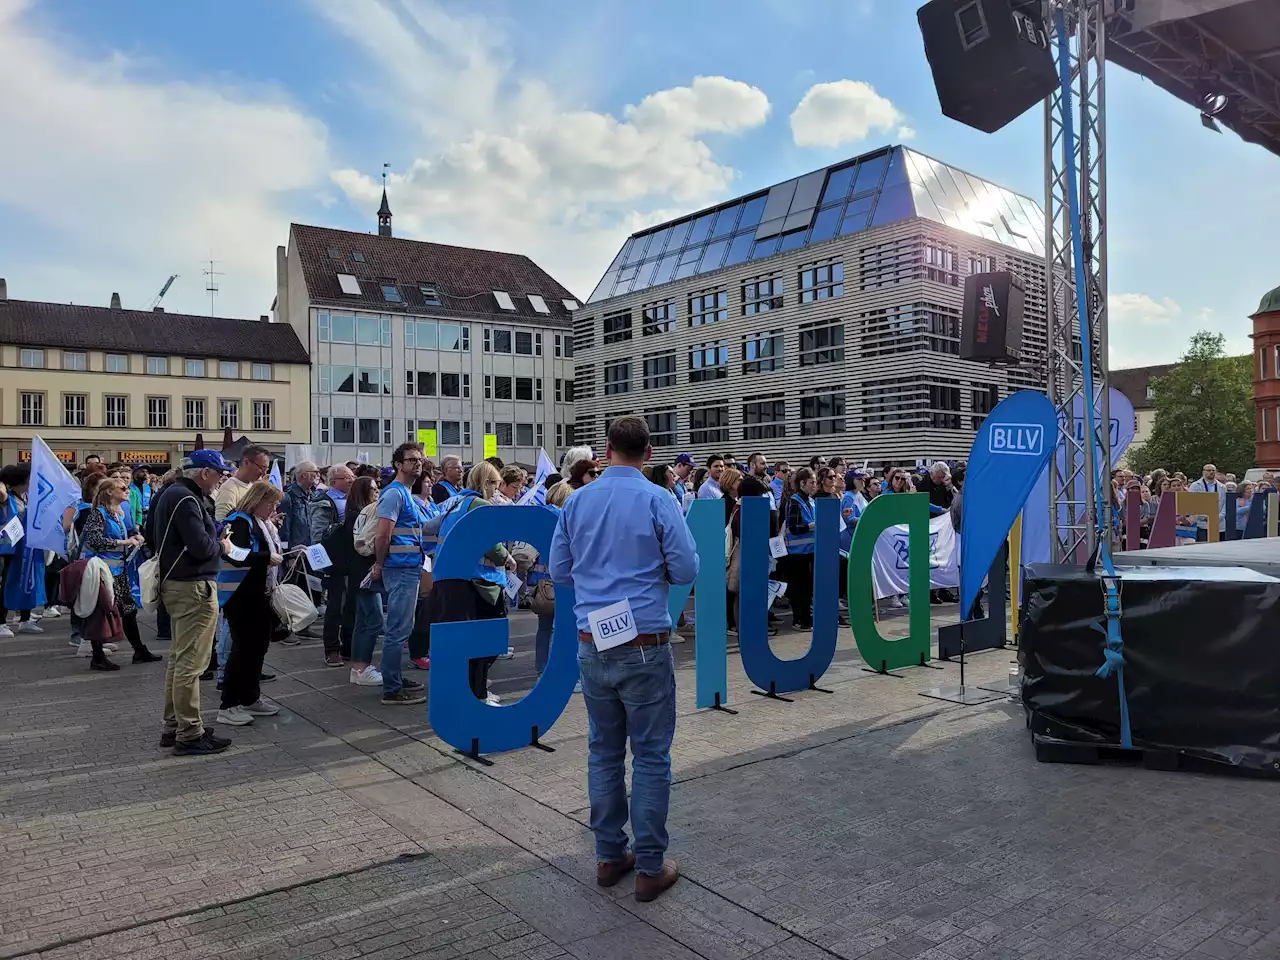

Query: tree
1127,331,1255,477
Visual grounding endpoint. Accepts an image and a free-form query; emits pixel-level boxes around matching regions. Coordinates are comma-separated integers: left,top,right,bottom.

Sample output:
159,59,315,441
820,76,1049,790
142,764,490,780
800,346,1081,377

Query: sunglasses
586,469,601,478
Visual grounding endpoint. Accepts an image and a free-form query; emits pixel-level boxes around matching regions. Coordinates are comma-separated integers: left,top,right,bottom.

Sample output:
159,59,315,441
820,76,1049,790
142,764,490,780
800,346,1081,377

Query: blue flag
959,391,1057,616
516,448,556,506
27,436,81,558
268,460,283,490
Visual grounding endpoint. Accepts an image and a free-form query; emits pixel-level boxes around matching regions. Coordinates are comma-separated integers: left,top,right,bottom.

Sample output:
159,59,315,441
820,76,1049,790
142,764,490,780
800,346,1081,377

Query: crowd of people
1112,462,1266,545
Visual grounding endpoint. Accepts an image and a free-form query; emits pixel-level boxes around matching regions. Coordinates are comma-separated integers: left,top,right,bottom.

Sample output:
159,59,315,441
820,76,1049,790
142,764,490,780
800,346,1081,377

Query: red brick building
1252,285,1280,468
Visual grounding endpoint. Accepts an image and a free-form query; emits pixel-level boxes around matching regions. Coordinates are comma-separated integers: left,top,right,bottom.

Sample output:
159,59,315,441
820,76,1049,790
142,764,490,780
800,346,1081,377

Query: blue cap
188,449,232,473
675,453,696,467
844,469,865,483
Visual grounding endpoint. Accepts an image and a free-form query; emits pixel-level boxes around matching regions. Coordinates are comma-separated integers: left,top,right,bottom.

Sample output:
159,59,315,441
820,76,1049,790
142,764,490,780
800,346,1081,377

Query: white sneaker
573,681,582,694
350,665,382,686
216,706,254,726
485,693,501,706
888,596,904,609
243,698,280,717
40,606,61,619
0,625,13,639
17,622,43,634
497,646,515,660
77,640,120,656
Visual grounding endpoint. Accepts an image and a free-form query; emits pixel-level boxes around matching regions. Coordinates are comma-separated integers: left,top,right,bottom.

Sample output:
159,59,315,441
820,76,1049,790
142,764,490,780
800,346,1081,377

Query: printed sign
18,449,76,464
483,434,498,459
988,423,1044,456
304,544,332,570
587,598,637,652
1,515,23,545
119,451,170,464
766,579,787,608
227,543,250,562
504,571,522,603
768,534,788,559
416,429,437,457
357,451,370,465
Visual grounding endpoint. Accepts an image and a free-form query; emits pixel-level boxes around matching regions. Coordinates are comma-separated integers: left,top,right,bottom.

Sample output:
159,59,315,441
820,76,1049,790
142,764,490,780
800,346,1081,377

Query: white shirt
697,478,722,500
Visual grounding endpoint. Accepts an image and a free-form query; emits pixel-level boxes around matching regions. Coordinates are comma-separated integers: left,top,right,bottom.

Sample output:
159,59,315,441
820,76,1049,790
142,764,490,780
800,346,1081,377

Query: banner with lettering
870,513,958,600
959,390,1058,615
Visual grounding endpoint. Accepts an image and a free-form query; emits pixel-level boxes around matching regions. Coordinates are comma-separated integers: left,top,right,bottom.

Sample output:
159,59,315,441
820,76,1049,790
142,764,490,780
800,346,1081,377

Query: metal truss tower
1044,0,1111,563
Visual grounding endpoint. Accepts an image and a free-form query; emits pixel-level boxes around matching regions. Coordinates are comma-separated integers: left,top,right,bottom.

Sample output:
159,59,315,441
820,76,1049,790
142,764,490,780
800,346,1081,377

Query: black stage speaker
961,271,1024,363
918,0,1059,133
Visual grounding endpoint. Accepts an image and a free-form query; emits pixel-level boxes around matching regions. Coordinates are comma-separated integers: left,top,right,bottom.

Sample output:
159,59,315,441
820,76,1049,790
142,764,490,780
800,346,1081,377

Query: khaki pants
160,579,219,743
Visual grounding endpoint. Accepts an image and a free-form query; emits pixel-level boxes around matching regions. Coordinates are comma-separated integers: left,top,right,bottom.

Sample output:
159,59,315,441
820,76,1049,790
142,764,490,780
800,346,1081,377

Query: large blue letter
428,505,577,754
738,495,838,693
665,499,727,708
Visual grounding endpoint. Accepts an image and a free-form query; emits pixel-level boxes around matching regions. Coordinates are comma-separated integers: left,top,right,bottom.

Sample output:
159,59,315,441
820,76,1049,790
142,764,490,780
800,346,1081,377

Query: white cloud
896,125,917,141
1107,294,1250,368
316,0,770,298
789,80,904,149
0,0,330,317
1110,293,1182,327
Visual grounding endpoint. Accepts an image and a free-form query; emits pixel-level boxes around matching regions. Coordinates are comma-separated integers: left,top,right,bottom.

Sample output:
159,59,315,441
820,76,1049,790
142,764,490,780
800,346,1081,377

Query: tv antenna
203,261,224,316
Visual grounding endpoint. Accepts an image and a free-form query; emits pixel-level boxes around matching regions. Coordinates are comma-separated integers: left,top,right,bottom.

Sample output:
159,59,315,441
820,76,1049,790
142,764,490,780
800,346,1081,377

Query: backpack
352,502,380,557
139,494,198,613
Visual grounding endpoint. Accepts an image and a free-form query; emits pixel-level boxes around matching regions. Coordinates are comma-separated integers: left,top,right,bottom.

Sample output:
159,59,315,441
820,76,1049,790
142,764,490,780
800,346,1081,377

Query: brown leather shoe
596,850,636,887
634,861,679,902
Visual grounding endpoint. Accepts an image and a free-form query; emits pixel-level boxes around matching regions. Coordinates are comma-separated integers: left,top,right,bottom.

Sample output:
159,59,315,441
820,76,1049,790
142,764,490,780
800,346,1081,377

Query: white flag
268,460,283,490
517,448,557,506
26,436,81,557
869,513,960,600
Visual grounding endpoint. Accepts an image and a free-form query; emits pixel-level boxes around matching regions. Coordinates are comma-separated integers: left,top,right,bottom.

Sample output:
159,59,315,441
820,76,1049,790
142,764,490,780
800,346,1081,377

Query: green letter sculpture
847,492,931,671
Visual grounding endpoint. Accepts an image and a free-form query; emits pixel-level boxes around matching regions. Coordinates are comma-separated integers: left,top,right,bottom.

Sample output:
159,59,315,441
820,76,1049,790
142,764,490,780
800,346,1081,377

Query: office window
147,356,168,376
406,319,438,350
928,379,963,429
492,375,512,400
689,289,727,327
563,335,574,357
19,349,44,369
536,378,543,401
253,400,272,431
642,300,675,335
800,391,845,436
320,417,331,443
185,359,206,377
492,329,512,353
743,275,784,315
575,363,595,401
603,310,632,345
441,421,461,445
105,353,128,373
382,418,393,445
64,394,87,427
554,334,563,358
438,323,469,351
218,399,239,430
923,303,962,355
495,422,514,445
380,283,402,303
969,253,997,274
970,384,1000,430
643,352,677,390
317,362,350,392
799,320,845,366
147,396,169,429
743,330,784,374
555,378,576,403
645,409,678,448
105,395,128,428
63,351,87,371
408,418,437,441
556,423,564,448
441,373,470,398
419,284,442,305
603,361,631,396
517,423,534,446
357,368,389,394
536,423,544,448
516,377,534,401
555,378,562,402
861,377,927,432
333,417,355,443
20,392,44,426
689,340,728,382
251,363,272,381
219,360,239,379
323,313,355,343
799,261,844,303
406,371,437,397
185,398,206,429
690,404,729,445
535,332,543,357
924,241,960,286
358,418,380,444
743,395,787,440
515,331,533,355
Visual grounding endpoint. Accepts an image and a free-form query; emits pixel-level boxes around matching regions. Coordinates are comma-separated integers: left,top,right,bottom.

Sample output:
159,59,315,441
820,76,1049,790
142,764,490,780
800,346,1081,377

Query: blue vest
416,495,441,557
385,482,426,569
526,504,561,584
438,491,507,587
785,494,816,555
0,497,17,557
438,479,460,499
217,512,259,607
81,507,127,575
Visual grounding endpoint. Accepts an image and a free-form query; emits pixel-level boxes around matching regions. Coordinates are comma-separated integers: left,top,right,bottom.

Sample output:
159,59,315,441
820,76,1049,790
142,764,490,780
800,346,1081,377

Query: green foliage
1127,331,1255,477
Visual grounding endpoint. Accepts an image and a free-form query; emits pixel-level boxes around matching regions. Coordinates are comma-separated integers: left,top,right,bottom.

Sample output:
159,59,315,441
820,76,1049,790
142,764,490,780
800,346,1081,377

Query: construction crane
148,274,178,309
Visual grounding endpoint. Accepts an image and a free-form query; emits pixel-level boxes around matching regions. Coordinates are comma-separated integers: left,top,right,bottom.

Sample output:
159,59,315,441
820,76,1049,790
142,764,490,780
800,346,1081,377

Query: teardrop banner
960,390,1058,616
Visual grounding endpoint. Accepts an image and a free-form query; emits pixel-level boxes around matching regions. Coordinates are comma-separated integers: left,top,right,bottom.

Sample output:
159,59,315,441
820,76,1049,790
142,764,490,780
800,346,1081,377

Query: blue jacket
281,482,323,548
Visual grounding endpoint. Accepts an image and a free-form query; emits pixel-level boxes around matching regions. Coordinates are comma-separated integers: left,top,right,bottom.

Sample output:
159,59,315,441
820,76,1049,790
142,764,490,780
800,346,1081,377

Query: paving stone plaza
2,611,1278,960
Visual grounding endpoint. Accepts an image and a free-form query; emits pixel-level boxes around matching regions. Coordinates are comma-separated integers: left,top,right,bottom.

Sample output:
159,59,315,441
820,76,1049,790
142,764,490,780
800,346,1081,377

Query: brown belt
578,630,670,647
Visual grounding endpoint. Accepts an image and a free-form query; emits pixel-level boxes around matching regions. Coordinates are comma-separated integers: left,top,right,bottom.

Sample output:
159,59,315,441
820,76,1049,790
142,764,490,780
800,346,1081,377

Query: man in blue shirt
697,454,726,499
549,415,698,903
671,453,695,506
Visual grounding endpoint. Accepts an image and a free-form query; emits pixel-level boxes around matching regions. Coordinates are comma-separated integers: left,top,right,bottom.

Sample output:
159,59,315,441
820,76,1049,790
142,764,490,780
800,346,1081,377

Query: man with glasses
671,454,695,507
282,460,323,549
770,461,790,505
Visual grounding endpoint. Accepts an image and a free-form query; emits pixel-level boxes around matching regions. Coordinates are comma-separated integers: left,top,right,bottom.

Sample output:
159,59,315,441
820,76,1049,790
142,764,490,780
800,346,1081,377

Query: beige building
1110,363,1175,467
0,282,311,469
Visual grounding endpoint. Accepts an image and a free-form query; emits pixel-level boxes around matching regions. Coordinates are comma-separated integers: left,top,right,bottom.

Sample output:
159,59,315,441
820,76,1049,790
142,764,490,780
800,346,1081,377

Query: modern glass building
575,144,1049,465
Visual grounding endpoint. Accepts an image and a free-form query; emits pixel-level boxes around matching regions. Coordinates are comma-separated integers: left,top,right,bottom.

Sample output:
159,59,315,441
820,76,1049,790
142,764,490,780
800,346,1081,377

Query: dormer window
419,284,442,305
493,291,516,311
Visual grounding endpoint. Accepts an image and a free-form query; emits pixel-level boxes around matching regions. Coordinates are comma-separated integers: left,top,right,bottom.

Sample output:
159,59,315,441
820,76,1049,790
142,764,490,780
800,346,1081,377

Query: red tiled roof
1111,363,1177,411
291,224,578,329
0,299,310,364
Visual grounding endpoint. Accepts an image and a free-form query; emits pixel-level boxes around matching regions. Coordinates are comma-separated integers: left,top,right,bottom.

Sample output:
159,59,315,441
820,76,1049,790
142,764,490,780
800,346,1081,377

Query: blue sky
1,0,1276,367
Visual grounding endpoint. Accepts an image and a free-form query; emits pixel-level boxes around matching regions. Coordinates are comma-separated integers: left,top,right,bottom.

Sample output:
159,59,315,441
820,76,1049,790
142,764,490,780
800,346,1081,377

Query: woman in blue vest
782,466,818,630
433,461,516,704
0,463,42,639
406,471,440,670
215,481,285,726
79,478,163,669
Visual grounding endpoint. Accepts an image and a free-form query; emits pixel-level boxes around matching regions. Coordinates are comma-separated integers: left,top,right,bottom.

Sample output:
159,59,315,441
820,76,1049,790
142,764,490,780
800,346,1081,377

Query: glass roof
586,145,1044,303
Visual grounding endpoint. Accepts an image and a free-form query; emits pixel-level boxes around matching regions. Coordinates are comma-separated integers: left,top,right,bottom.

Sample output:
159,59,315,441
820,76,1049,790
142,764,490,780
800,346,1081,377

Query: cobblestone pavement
3,605,1277,960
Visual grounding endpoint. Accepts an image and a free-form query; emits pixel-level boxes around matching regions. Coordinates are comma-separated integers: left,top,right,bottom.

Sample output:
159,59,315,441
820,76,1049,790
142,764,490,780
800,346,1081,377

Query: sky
1,0,1277,369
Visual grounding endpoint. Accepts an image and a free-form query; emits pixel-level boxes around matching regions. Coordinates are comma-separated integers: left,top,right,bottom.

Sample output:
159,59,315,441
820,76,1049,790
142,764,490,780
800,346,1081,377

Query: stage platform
1114,538,1280,577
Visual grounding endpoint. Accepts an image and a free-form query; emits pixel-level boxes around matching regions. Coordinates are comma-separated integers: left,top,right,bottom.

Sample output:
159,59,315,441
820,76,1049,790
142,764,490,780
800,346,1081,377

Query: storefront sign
119,451,170,464
18,449,76,465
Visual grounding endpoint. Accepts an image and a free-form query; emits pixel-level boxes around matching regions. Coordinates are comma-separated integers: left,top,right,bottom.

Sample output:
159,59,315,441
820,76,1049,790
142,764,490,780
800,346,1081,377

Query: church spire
378,163,392,238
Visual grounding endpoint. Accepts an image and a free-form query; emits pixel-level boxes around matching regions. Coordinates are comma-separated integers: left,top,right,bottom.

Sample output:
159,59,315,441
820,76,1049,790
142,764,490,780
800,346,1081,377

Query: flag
26,435,81,557
268,460,283,490
870,513,959,600
517,448,557,506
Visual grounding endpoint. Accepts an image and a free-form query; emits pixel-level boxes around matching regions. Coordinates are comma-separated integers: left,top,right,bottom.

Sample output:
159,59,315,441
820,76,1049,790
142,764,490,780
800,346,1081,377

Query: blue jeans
352,587,384,665
577,640,677,875
215,614,231,682
534,613,554,673
380,566,419,695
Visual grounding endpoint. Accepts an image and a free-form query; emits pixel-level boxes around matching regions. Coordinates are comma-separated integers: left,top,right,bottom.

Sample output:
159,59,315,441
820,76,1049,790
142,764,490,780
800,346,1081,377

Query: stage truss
1045,0,1111,563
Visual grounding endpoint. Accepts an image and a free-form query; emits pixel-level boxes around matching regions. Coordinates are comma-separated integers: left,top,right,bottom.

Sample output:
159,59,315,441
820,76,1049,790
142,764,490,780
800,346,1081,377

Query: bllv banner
429,493,939,757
